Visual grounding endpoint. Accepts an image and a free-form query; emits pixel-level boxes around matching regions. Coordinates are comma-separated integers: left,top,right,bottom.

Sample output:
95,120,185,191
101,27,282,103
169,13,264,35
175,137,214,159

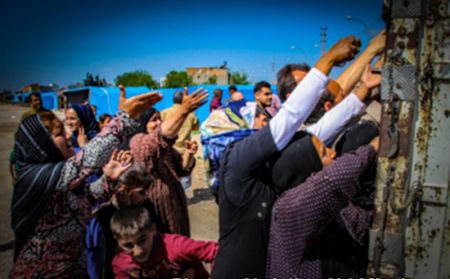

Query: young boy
111,205,218,279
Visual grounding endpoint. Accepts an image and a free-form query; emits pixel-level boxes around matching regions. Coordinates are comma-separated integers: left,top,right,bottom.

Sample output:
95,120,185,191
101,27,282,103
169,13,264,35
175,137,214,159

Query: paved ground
0,104,218,277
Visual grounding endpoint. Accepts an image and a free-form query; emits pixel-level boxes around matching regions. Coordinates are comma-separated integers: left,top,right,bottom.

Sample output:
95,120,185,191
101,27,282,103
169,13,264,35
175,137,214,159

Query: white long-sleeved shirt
269,68,329,151
306,93,366,144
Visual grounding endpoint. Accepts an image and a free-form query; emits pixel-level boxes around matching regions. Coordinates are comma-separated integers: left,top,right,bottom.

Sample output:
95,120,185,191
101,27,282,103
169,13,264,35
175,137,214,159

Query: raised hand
367,29,386,55
328,36,361,65
180,87,209,114
103,149,132,181
77,126,89,147
118,85,162,119
361,64,382,90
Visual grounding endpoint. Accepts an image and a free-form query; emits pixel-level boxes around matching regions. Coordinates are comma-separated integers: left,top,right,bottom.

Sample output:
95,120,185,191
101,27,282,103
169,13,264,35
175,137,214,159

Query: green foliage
115,70,158,89
205,74,218,85
164,71,194,88
230,71,250,85
84,72,108,86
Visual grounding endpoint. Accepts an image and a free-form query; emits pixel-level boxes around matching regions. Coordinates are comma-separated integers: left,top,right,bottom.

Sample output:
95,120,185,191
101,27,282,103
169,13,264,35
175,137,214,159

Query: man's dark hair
228,85,237,92
253,81,271,94
214,88,223,97
27,92,42,103
304,91,335,125
173,91,183,104
277,63,310,102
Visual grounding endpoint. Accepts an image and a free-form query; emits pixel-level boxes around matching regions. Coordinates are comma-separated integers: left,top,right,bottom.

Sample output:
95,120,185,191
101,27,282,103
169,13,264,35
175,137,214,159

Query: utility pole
320,27,327,54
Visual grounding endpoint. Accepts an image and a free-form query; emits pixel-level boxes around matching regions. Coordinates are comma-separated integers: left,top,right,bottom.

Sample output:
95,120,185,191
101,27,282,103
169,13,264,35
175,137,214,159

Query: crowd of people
8,30,386,278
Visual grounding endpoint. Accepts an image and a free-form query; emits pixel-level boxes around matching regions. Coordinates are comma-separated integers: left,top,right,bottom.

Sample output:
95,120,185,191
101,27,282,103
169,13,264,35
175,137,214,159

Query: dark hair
228,85,237,92
253,81,271,94
173,91,183,104
28,92,42,103
99,113,112,124
277,63,310,102
214,88,223,97
118,165,153,189
304,91,335,125
111,205,153,238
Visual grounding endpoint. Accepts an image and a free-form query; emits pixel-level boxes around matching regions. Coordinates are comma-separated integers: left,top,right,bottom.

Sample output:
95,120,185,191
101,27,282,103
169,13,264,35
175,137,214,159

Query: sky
0,0,385,91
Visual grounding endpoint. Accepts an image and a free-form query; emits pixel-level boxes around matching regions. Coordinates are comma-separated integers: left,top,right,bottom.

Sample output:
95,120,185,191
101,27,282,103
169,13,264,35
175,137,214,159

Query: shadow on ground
187,188,216,205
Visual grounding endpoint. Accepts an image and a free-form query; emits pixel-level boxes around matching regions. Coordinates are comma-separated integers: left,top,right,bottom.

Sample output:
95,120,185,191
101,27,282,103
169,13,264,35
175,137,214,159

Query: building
186,66,229,85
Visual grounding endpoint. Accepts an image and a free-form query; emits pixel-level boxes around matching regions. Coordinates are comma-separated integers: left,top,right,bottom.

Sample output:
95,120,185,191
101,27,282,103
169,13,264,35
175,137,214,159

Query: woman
65,103,100,149
128,88,205,236
10,88,162,278
266,133,379,278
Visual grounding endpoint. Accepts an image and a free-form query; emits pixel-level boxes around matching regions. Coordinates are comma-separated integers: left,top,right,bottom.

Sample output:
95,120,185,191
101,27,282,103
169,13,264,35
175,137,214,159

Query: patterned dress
10,111,139,278
130,130,192,236
266,145,376,278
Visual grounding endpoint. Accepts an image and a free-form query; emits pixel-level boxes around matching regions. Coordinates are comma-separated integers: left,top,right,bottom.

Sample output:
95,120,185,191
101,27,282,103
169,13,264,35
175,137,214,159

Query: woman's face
51,118,75,159
311,136,336,167
146,112,161,133
65,108,81,133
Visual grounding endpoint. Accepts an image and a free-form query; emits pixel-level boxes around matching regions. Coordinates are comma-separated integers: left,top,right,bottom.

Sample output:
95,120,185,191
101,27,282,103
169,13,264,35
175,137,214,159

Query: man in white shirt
211,35,362,279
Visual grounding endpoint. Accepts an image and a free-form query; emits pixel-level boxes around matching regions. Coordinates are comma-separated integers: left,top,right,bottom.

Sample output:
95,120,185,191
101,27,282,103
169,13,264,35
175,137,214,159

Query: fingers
190,87,204,98
78,126,85,136
111,149,118,162
119,85,126,100
183,87,189,97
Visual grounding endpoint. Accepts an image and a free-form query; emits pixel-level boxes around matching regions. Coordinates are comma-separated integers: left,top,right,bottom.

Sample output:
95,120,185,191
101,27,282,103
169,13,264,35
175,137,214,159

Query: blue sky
0,0,385,91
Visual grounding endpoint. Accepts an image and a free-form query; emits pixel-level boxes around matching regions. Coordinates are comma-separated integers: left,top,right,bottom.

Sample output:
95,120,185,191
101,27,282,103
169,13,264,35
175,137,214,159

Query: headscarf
119,108,157,150
11,114,66,259
70,104,100,148
270,131,322,194
333,120,379,156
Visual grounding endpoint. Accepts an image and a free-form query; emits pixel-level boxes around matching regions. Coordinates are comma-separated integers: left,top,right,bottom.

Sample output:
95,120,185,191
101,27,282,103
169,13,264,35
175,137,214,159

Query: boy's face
116,225,157,264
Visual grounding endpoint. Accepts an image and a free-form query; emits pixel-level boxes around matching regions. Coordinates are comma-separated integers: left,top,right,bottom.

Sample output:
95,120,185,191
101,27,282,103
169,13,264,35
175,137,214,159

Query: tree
164,71,194,88
205,74,218,85
230,71,250,85
83,72,108,86
115,70,158,89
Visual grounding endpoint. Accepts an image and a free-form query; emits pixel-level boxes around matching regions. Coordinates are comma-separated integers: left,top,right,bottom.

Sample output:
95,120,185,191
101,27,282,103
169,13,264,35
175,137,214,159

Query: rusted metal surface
369,0,450,278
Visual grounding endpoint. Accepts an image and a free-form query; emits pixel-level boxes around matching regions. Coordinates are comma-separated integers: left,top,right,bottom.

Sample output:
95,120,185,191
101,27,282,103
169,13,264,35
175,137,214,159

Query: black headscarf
119,108,157,150
70,104,100,148
11,114,66,259
270,131,323,194
333,120,379,156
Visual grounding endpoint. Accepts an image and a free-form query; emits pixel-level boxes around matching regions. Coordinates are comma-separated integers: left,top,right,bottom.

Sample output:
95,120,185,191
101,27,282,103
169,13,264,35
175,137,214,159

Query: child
99,113,113,129
111,205,218,279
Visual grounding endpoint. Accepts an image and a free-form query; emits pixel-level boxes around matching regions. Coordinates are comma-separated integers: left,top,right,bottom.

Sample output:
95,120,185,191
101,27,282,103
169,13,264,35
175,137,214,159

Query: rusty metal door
368,0,450,278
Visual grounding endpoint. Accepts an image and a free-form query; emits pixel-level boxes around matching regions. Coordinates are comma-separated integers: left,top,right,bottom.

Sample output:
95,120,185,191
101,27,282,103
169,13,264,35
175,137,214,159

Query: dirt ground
0,104,218,277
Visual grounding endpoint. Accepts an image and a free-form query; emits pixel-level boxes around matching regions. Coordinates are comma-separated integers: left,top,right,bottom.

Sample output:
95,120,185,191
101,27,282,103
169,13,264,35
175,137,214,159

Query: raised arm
270,36,362,151
161,87,208,138
336,30,385,96
56,87,162,191
307,63,382,144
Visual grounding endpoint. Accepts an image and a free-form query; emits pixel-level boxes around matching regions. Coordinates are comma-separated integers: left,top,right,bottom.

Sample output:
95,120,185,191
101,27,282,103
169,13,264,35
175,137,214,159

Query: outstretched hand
180,87,209,113
103,149,132,181
118,85,162,119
